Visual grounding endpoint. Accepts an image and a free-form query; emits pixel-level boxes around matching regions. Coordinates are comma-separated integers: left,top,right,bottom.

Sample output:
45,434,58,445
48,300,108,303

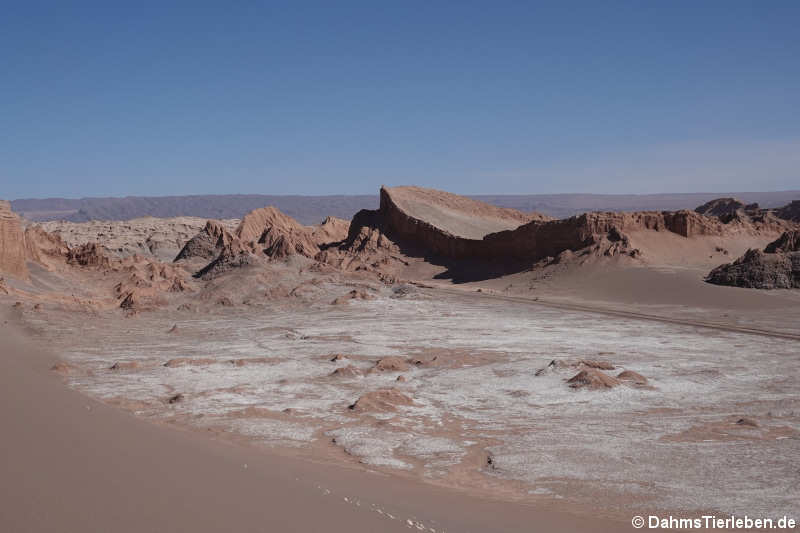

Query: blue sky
2,1,799,199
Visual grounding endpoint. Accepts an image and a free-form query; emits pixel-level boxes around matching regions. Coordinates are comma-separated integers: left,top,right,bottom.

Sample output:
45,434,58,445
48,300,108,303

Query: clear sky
2,1,799,199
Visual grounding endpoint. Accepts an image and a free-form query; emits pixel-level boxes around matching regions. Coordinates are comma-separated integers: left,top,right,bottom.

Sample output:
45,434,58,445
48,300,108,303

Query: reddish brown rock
567,368,621,389
371,356,410,373
348,389,416,412
67,242,112,269
331,289,375,305
616,370,648,385
330,365,363,378
109,361,139,371
24,225,70,270
0,200,29,279
706,233,800,289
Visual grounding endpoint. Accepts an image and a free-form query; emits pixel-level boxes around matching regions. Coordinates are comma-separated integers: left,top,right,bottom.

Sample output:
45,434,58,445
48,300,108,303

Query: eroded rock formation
706,231,800,289
325,187,781,270
0,200,29,279
174,220,234,261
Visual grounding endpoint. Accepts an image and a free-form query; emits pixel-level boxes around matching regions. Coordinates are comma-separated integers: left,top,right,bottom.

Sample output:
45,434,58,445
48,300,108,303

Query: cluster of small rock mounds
707,229,800,289
535,358,649,390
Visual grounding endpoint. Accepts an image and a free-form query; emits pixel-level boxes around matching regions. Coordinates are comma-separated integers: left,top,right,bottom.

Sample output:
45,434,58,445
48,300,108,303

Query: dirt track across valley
424,285,800,342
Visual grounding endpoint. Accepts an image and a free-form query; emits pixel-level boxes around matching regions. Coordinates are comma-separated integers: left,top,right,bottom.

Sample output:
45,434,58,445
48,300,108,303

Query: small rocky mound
331,289,375,305
535,359,614,376
706,231,800,289
348,389,416,412
617,370,648,385
174,220,234,261
566,368,621,389
330,365,363,378
371,356,410,373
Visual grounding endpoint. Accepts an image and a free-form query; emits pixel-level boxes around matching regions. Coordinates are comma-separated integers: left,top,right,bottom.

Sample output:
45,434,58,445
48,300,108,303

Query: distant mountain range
11,190,800,225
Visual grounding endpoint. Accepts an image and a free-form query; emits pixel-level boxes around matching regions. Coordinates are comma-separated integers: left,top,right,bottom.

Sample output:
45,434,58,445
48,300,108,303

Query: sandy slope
0,309,621,533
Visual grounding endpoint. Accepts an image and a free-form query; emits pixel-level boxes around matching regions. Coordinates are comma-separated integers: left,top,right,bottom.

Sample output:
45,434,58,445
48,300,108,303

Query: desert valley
2,185,799,531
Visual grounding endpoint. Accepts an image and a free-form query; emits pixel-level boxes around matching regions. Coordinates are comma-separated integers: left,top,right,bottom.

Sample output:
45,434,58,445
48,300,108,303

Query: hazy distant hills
11,190,800,225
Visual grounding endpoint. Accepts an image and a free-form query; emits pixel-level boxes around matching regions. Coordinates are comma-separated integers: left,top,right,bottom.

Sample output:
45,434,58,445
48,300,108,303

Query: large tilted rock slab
376,186,726,261
0,200,29,279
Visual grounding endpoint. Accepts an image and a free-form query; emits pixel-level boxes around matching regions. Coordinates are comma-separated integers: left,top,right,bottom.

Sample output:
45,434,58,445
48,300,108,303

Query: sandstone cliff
0,200,29,279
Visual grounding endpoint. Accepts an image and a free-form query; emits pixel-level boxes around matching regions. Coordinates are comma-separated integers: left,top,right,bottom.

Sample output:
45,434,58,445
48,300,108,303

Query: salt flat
27,288,800,520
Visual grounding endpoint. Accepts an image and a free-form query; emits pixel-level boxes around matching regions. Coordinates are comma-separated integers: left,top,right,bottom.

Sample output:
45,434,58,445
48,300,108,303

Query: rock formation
566,368,621,389
67,242,113,269
194,239,256,280
24,225,70,270
0,200,29,279
706,231,800,289
775,200,800,223
188,206,351,279
174,220,234,261
695,198,750,220
348,389,416,412
325,188,759,271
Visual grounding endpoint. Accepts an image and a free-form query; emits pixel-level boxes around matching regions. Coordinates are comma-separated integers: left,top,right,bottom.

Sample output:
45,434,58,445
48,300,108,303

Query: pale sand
0,309,622,532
